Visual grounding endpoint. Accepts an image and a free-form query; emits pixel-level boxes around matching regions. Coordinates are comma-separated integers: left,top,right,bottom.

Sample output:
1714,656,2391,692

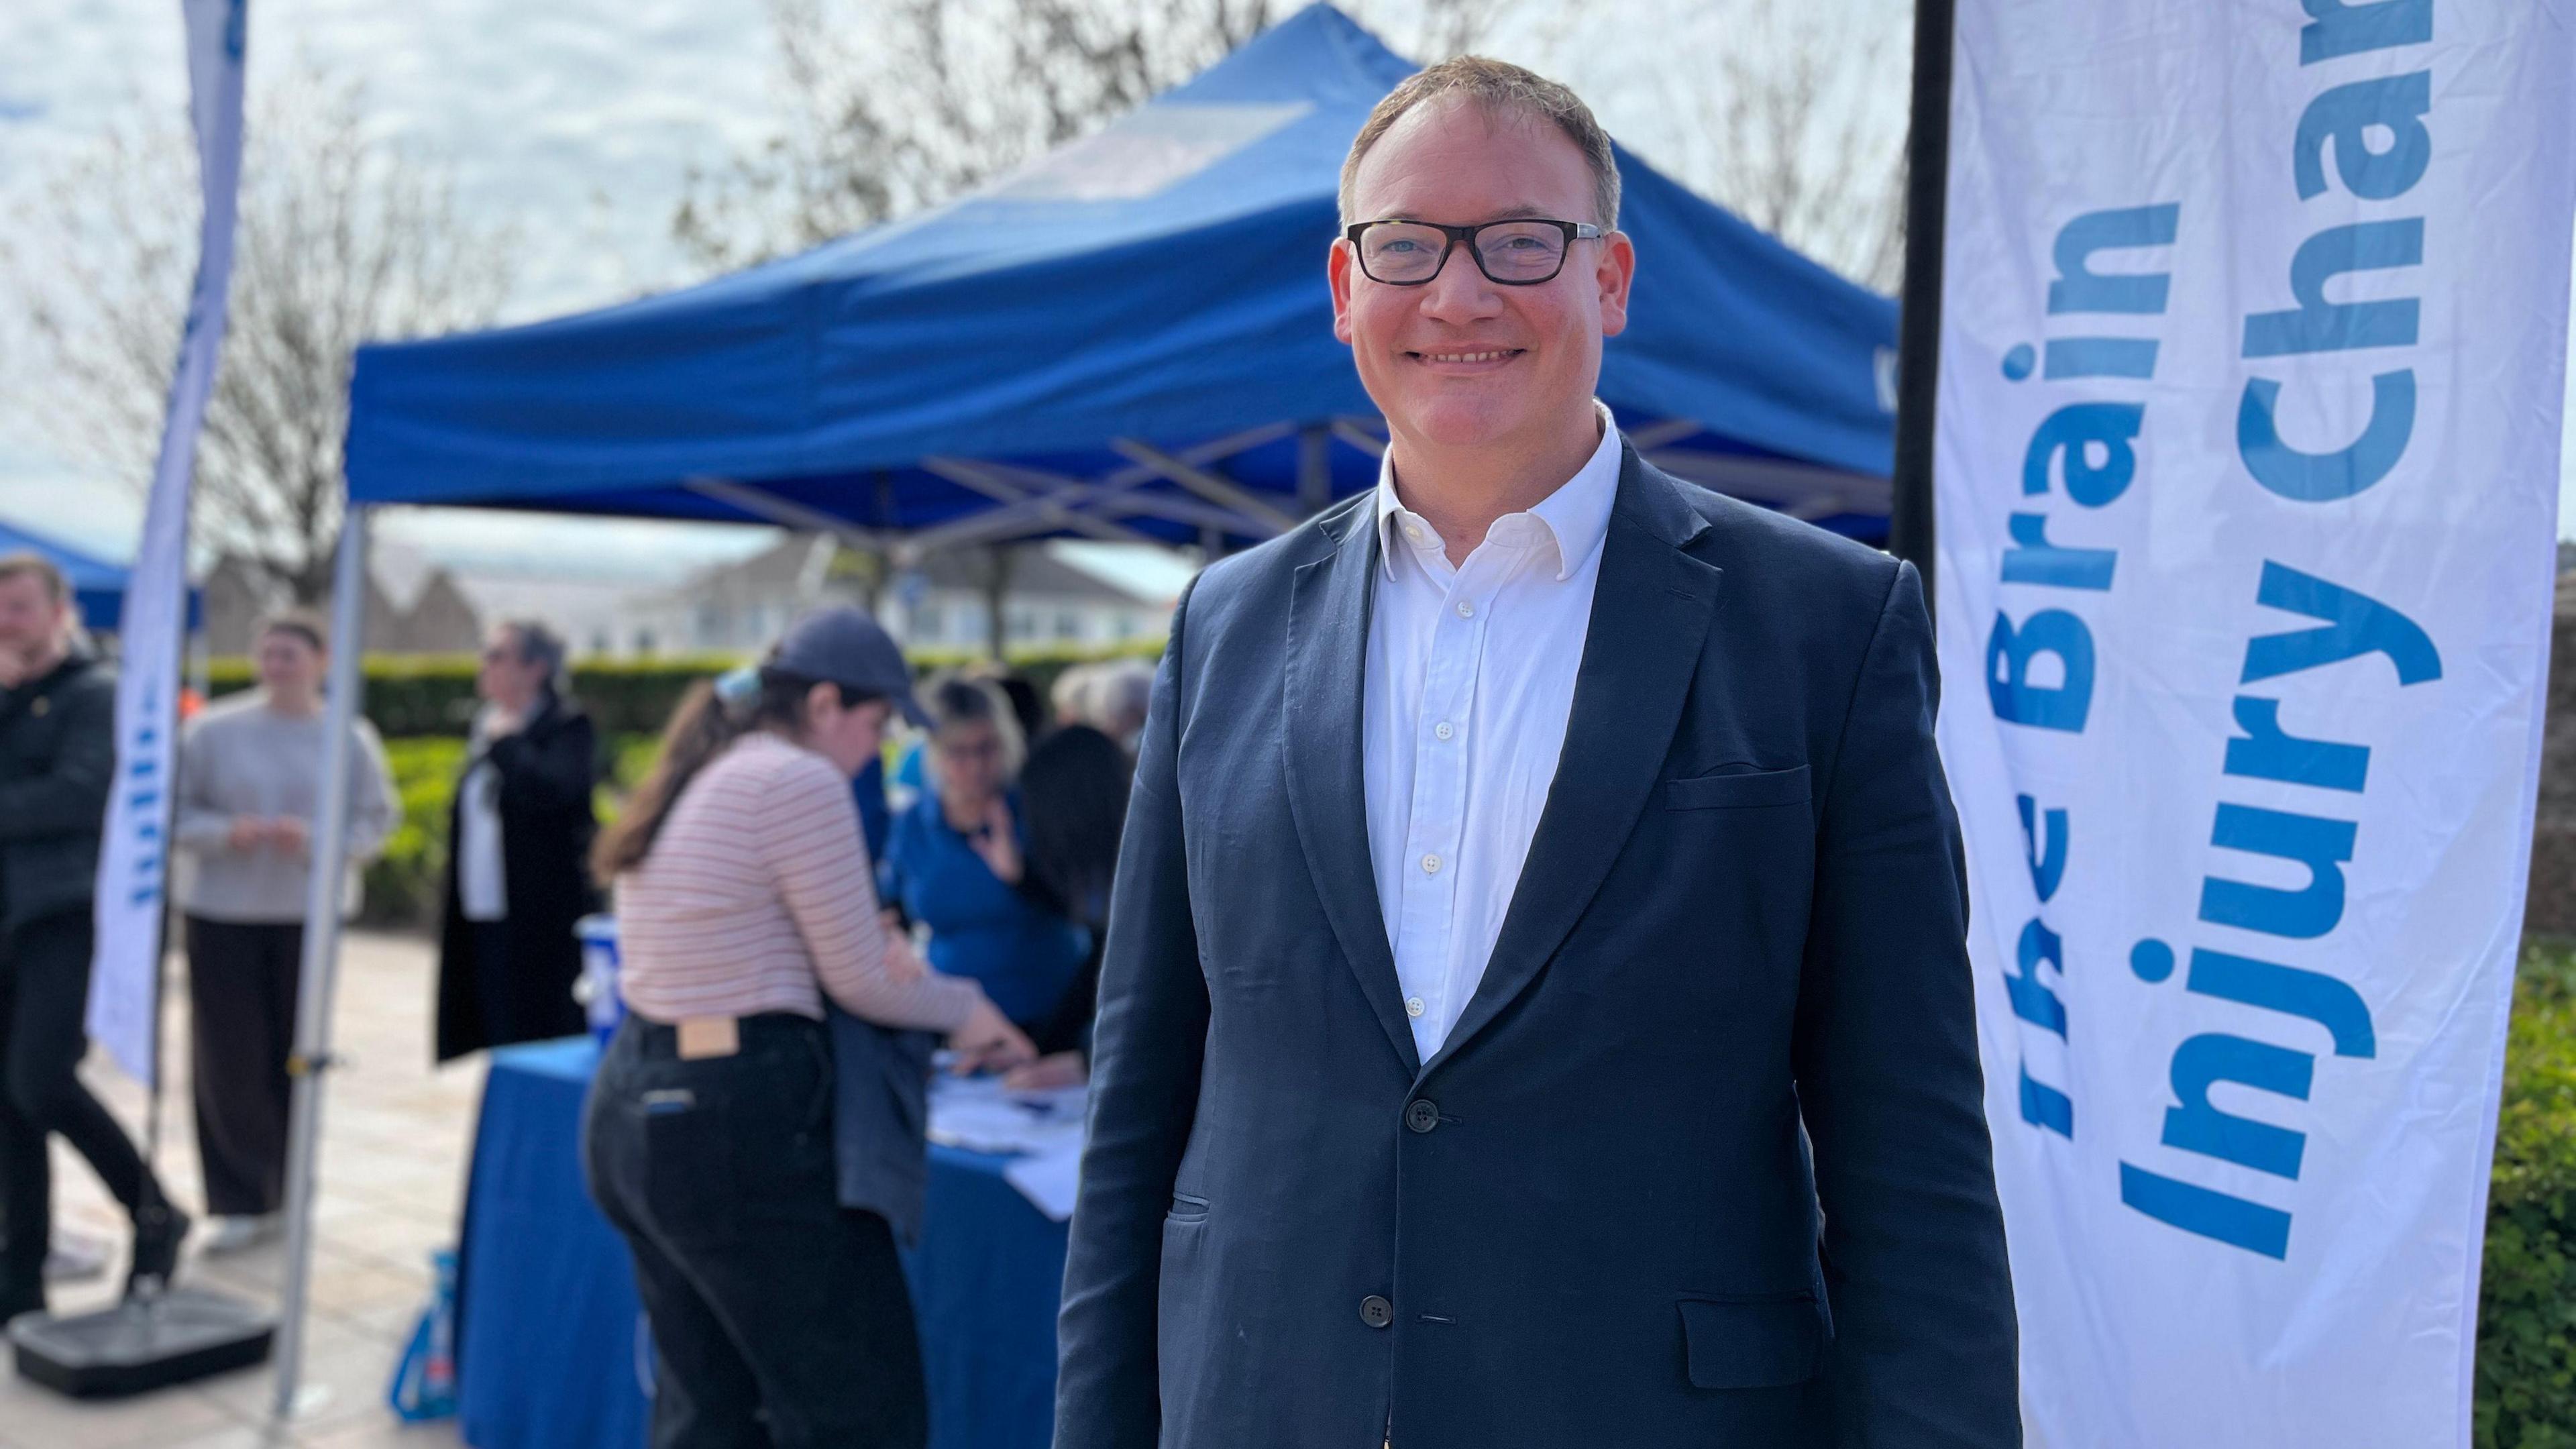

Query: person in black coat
435,620,600,1062
0,554,185,1319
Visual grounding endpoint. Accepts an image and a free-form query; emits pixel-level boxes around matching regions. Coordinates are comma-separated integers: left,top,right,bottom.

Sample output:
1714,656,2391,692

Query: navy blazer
1056,445,2018,1448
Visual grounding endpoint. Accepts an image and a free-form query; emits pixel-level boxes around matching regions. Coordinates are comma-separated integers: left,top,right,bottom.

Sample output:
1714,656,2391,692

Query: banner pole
270,507,368,1421
1890,0,1955,615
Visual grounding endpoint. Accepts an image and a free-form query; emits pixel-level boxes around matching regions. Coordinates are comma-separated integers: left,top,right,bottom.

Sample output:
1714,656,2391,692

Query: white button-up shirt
1363,403,1622,1061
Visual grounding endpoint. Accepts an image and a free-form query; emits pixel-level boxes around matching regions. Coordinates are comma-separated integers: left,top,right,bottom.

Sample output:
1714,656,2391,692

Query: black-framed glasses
1342,217,1604,286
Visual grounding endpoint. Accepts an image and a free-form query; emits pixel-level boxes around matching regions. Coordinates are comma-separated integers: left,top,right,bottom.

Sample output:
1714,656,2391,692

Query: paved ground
2,931,483,1448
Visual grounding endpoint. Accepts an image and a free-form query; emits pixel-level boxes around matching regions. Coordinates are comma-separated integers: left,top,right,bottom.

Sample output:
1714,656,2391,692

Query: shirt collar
1376,400,1623,583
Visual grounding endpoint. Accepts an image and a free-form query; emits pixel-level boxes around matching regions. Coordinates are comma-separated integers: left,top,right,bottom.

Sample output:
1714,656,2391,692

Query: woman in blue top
881,676,1088,1030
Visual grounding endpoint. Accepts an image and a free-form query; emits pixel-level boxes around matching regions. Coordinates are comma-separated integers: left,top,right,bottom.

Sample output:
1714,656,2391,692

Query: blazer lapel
1284,505,1422,1075
1422,451,1724,1079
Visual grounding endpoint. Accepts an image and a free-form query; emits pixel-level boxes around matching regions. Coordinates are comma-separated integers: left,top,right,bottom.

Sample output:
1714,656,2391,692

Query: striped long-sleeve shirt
614,732,982,1030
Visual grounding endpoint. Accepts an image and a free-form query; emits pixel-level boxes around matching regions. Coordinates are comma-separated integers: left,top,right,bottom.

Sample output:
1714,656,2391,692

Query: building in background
890,543,1175,653
199,539,484,655
619,535,1175,658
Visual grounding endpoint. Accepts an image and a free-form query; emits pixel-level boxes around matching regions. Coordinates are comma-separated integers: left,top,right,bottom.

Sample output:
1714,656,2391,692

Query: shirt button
1405,997,1425,1018
1434,721,1454,741
1401,522,1423,542
1360,1295,1394,1329
1454,600,1474,619
1421,853,1442,875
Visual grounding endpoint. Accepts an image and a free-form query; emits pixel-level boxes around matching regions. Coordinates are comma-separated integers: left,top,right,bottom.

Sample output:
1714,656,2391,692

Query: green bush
360,737,466,928
2481,941,2576,1448
207,643,1167,740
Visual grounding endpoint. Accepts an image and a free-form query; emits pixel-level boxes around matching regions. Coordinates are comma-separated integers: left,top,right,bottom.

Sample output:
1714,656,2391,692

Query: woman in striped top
581,606,1030,1449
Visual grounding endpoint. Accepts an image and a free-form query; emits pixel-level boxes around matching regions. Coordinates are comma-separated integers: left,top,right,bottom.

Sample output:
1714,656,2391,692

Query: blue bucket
575,914,625,1049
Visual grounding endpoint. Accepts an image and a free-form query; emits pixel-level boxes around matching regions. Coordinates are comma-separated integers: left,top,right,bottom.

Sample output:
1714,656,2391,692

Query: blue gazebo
341,4,1898,549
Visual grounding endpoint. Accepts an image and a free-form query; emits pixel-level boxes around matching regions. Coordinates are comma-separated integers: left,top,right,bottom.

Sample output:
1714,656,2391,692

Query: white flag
1934,1,2575,1443
89,0,249,1086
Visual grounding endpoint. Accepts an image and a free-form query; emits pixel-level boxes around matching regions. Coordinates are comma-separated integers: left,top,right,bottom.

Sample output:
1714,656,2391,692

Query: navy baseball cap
771,606,928,727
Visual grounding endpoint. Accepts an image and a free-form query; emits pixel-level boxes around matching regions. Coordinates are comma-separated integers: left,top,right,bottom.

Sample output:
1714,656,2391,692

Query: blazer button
1360,1295,1394,1329
1405,1099,1440,1134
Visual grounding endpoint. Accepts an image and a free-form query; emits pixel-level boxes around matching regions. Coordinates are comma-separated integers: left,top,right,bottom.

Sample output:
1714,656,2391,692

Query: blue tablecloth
455,1038,1069,1449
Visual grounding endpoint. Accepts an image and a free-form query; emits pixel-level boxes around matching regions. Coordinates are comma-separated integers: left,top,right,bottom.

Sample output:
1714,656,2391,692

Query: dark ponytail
592,665,877,879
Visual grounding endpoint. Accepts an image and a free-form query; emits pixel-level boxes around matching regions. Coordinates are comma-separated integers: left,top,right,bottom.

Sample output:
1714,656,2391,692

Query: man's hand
227,816,269,851
268,816,310,855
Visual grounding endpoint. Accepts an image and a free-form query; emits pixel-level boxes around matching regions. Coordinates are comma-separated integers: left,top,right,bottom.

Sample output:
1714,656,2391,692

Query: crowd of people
0,544,1145,1413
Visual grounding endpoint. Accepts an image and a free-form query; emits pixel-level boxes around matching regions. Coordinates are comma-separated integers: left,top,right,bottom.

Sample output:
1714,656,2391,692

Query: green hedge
363,737,468,927
209,644,1165,739
2480,942,2576,1448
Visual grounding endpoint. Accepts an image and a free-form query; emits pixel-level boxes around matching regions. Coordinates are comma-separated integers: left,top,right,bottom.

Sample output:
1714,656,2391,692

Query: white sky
1,0,2567,576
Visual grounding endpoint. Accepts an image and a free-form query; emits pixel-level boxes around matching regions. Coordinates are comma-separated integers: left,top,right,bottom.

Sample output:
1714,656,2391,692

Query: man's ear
1328,239,1357,345
1595,229,1638,339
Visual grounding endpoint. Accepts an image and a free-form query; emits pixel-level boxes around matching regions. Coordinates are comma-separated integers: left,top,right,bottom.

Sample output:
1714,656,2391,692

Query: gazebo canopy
345,3,1898,551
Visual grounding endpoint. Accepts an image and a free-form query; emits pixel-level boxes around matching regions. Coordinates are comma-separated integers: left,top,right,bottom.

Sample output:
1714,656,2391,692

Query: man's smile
1407,345,1526,370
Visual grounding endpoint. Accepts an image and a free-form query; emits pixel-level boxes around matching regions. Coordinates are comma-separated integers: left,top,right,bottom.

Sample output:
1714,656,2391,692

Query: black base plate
9,1289,276,1399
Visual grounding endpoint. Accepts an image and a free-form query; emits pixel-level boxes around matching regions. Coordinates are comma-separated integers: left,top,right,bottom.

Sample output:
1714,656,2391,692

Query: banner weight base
9,1287,274,1399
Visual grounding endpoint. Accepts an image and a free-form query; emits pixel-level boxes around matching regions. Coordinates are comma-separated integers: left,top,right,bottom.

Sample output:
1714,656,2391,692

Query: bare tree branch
672,0,1517,273
0,64,514,603
1625,0,1910,291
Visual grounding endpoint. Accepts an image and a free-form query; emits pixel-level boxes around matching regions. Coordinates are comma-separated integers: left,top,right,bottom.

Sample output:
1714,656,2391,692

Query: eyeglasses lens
1474,222,1570,282
1359,221,1568,284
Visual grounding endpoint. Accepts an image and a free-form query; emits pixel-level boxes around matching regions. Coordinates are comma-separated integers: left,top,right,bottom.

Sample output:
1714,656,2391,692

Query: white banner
1935,1,2576,1443
89,0,249,1086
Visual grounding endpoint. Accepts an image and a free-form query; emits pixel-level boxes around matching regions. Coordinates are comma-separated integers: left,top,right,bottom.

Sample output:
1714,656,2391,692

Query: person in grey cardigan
174,610,395,1253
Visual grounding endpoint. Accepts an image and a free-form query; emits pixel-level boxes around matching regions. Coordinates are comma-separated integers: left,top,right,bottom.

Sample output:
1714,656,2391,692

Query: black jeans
184,916,303,1217
582,1014,929,1449
0,912,166,1311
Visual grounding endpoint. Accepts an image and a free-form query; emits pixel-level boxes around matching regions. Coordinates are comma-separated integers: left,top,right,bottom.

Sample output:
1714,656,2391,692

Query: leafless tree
1610,0,1911,290
0,68,513,603
672,0,1516,271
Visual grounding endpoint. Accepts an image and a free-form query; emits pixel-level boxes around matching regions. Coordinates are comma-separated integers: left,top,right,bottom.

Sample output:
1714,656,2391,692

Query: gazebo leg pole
270,506,370,1421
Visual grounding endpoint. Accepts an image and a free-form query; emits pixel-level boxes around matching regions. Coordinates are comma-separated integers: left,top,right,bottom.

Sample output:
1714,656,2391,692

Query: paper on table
926,1075,1087,1155
1002,1138,1083,1222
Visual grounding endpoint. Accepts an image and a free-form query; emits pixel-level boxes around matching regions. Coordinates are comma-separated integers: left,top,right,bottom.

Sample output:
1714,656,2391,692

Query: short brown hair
256,608,329,654
0,552,70,606
1339,56,1621,230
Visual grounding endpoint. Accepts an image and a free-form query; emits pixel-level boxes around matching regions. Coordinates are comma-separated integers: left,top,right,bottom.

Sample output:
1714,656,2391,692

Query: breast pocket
1664,765,1811,812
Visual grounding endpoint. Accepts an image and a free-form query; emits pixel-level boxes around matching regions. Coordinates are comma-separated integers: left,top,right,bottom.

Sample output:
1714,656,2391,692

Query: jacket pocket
1677,1293,1828,1389
1664,764,1811,811
1166,1191,1212,1223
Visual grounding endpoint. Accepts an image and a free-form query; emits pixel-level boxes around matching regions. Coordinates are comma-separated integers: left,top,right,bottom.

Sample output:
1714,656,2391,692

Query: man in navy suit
1057,55,2018,1449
